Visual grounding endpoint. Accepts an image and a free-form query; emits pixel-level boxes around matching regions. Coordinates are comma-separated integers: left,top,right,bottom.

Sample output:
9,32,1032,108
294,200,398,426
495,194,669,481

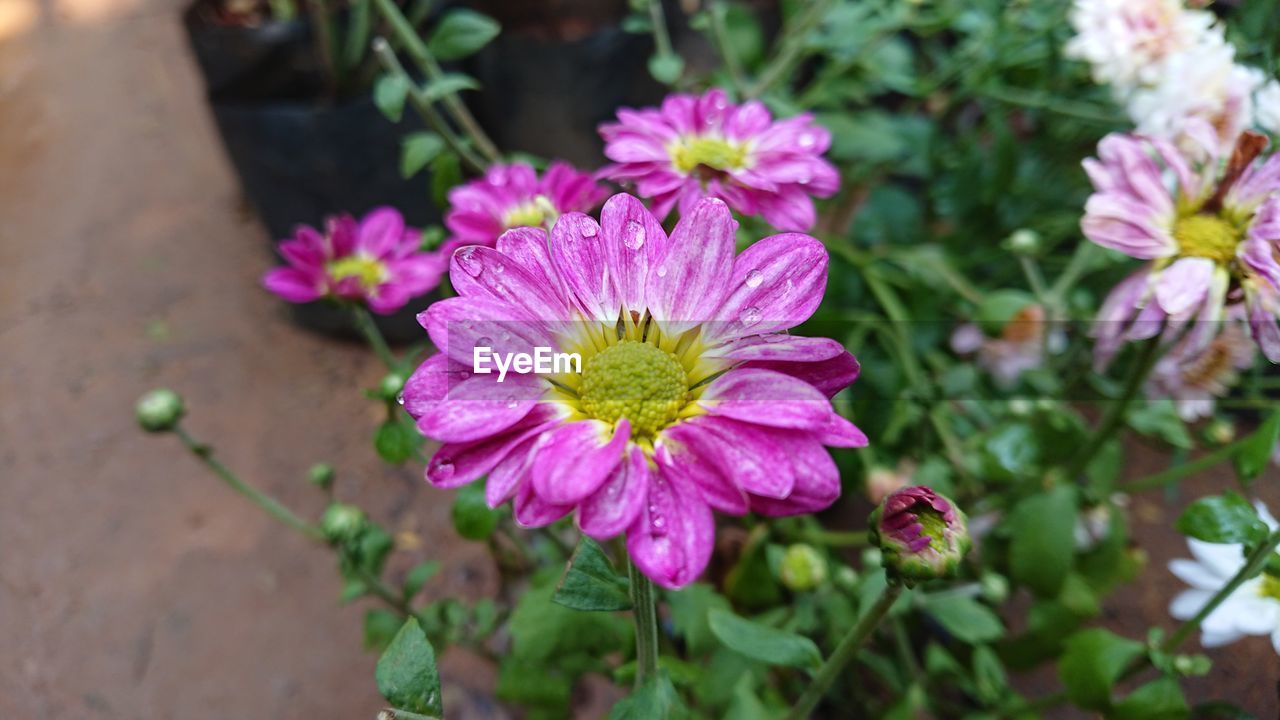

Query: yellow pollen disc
1173,214,1241,264
579,340,689,438
327,255,386,289
670,136,748,175
1259,572,1280,602
503,195,558,230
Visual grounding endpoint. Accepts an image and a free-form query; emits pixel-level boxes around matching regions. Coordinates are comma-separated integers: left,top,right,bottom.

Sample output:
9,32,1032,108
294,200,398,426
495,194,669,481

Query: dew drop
492,262,505,274
740,306,762,326
744,269,764,288
476,336,493,347
395,392,405,406
798,132,816,148
455,247,484,277
504,395,518,408
458,371,471,380
622,219,646,250
431,458,455,480
581,221,599,238
655,265,668,278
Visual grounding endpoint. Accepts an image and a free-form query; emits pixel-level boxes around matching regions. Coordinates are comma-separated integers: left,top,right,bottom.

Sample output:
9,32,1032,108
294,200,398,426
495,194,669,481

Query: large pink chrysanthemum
263,207,442,314
402,193,866,588
598,89,839,232
442,161,609,255
1083,121,1280,363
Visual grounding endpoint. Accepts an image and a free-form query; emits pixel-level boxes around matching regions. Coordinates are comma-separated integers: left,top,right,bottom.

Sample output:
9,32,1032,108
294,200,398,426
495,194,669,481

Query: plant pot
183,3,441,343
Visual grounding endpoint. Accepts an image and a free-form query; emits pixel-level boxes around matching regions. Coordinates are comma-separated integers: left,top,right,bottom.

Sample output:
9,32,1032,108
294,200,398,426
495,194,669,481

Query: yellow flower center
1258,572,1280,601
327,255,386,289
1173,214,1241,264
502,195,558,230
669,136,748,175
917,508,950,554
579,340,690,438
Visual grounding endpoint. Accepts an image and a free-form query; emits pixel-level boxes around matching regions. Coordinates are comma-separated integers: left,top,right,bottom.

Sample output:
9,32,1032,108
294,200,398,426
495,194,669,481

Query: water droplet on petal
744,269,764,288
740,306,762,326
458,371,471,380
492,262,505,273
504,394,518,408
395,392,405,406
476,336,493,347
456,247,483,277
622,219,646,250
431,458,455,481
655,265,668,278
798,132,816,148
581,221,599,237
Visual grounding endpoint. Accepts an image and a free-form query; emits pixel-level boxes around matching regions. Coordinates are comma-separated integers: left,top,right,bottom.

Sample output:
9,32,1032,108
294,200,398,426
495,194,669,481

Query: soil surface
1,0,1279,717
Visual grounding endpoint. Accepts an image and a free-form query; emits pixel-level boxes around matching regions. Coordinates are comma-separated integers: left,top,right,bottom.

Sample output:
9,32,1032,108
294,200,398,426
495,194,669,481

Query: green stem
371,0,500,164
174,426,323,541
1064,335,1163,482
785,583,902,720
370,38,488,173
1018,255,1049,302
746,0,830,98
982,86,1120,125
861,264,927,391
648,0,676,62
707,1,746,95
350,305,398,370
1048,243,1098,305
628,560,660,688
1121,439,1251,493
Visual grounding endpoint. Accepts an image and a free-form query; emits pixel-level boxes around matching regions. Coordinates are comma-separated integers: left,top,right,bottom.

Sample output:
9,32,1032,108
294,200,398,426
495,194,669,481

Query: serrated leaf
1176,492,1267,545
1058,628,1144,711
375,618,442,717
373,74,410,123
451,482,500,540
1007,485,1077,596
707,608,822,670
920,594,1004,644
426,9,500,60
1235,411,1280,484
401,132,445,179
553,537,632,611
422,73,480,101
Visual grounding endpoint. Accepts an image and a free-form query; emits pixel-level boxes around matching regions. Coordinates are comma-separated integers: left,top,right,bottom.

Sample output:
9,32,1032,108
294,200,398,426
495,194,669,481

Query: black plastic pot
183,4,440,342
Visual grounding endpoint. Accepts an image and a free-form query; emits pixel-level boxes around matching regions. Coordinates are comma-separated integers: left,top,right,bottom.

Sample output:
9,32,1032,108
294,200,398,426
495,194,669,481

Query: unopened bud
980,572,1009,604
136,388,185,433
1204,418,1235,446
870,486,971,585
1007,228,1041,255
780,544,828,591
320,502,366,543
834,565,859,592
308,463,335,490
379,373,406,401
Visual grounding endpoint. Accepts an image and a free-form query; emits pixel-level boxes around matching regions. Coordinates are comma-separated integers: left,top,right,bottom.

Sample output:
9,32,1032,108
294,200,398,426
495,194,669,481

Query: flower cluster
402,193,866,588
599,88,839,232
1066,0,1280,152
1083,123,1280,364
263,208,442,314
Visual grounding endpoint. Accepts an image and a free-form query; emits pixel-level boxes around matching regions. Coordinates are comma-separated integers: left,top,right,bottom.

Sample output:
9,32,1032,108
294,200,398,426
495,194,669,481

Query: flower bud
308,463,335,490
779,543,828,592
870,486,970,585
379,372,406,401
980,572,1009,604
1204,418,1236,446
834,565,859,592
320,502,366,543
136,388,185,433
1006,228,1042,255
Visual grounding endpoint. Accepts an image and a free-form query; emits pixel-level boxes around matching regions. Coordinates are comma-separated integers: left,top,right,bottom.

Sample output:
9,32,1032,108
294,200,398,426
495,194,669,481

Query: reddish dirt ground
1,0,1279,717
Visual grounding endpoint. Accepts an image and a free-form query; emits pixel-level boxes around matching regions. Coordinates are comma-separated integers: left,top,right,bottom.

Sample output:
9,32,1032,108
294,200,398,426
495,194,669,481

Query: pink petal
496,227,565,297
741,349,861,398
645,197,736,332
705,334,847,363
626,470,714,589
424,406,564,488
449,245,572,322
708,232,828,342
549,212,619,322
419,296,555,367
700,368,834,430
1155,257,1214,316
654,430,749,515
263,268,323,303
531,419,630,505
578,444,651,539
667,416,796,499
414,373,545,443
358,207,407,257
599,193,668,312
747,435,841,516
813,413,869,448
514,480,573,528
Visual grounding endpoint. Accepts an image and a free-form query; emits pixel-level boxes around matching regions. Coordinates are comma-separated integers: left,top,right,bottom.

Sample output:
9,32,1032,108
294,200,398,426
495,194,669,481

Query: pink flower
263,207,443,314
403,193,866,588
598,88,839,232
1083,123,1280,363
1146,311,1256,421
443,161,608,253
951,304,1062,388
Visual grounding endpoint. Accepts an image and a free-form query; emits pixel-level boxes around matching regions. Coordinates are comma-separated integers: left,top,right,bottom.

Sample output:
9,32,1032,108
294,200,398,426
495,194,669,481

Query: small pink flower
263,207,443,314
598,88,839,232
1083,122,1280,363
1146,311,1256,421
951,304,1061,387
403,193,866,588
443,161,608,253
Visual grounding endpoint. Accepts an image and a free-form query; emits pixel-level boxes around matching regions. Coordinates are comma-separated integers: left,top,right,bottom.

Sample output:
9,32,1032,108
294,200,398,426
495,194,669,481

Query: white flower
1256,80,1280,136
1169,502,1280,652
1065,0,1220,93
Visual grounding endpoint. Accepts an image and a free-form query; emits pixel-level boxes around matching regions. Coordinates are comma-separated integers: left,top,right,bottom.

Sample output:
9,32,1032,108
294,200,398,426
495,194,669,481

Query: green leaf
648,53,685,84
814,110,905,164
364,608,403,652
1058,628,1144,710
972,644,1008,705
707,608,822,670
667,583,731,656
401,132,445,179
422,73,481,101
552,537,632,611
1111,676,1189,720
403,560,441,601
430,152,462,206
1176,492,1267,545
1235,411,1280,484
373,74,410,122
1007,485,1077,596
1128,400,1193,449
374,420,418,464
375,618,443,717
451,482,500,540
609,671,682,720
426,9,501,60
975,289,1036,336
919,594,1004,644
508,581,630,664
